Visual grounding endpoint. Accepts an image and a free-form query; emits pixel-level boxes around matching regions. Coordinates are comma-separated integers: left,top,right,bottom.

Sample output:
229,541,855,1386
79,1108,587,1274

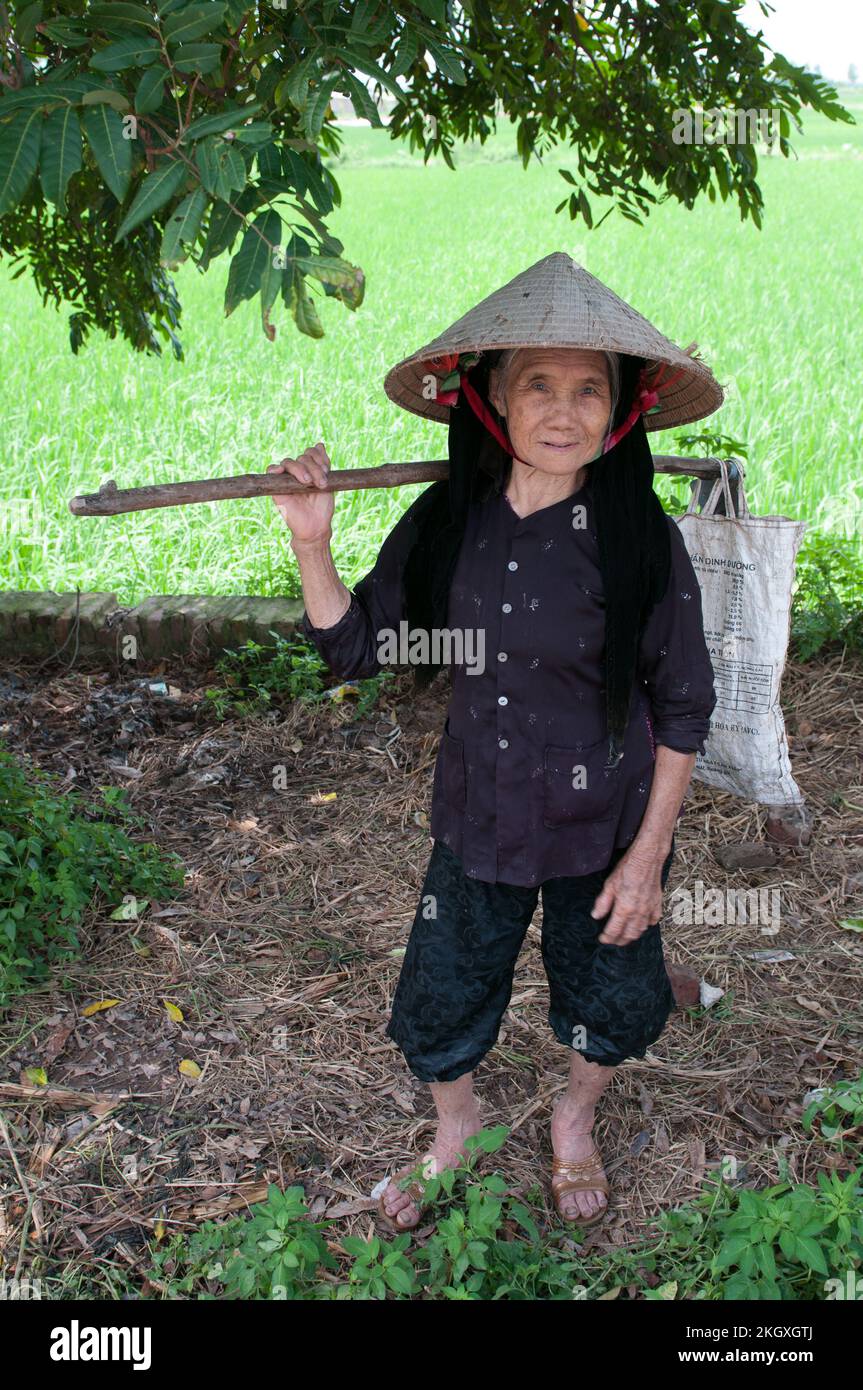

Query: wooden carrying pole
68,456,742,518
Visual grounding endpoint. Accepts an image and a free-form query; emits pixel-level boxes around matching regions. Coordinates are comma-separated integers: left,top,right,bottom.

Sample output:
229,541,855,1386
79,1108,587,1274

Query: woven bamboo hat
383,251,724,433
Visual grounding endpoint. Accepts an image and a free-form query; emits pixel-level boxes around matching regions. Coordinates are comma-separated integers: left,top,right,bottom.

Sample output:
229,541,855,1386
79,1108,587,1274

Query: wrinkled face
487,347,614,473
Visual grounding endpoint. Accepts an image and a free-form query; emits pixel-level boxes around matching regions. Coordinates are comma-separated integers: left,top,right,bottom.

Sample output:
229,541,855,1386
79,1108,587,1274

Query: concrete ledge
0,591,307,666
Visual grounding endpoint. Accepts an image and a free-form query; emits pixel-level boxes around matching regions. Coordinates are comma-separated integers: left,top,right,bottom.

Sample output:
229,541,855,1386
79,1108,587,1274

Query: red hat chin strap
460,374,526,462
438,370,528,464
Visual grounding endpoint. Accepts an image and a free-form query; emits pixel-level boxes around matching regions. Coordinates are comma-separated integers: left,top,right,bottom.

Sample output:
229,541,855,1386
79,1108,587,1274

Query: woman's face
488,347,613,473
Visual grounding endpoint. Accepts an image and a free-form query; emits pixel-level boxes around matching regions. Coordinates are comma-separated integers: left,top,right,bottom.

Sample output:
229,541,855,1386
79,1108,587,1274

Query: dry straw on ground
0,650,861,1289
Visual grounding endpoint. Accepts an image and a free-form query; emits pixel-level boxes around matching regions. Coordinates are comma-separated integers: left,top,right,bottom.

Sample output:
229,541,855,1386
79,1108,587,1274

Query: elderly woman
267,253,719,1231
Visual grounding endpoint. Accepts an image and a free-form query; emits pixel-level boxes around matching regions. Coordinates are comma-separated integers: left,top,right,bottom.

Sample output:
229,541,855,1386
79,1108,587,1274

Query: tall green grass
0,89,860,604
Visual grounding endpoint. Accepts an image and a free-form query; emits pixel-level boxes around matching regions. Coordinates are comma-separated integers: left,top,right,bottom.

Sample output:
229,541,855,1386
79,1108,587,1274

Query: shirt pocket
436,718,467,811
542,737,622,828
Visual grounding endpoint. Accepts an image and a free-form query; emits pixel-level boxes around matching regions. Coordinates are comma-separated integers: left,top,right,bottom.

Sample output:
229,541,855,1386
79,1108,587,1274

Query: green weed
0,748,185,1006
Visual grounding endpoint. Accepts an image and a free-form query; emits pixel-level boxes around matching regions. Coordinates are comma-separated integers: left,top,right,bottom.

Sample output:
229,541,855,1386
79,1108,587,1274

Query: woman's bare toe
382,1182,419,1226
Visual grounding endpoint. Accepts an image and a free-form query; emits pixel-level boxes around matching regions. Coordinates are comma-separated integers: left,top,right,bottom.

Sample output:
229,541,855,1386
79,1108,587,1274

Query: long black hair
401,349,672,764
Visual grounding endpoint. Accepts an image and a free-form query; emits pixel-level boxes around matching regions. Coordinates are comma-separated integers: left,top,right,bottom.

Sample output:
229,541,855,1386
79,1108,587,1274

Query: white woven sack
675,461,807,806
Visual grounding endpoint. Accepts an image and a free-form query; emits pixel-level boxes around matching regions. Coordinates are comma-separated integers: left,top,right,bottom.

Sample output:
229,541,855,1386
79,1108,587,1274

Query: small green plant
790,531,863,660
672,431,751,464
149,1185,337,1300
141,1122,863,1301
205,630,395,720
802,1072,863,1151
656,1166,863,1300
0,748,185,1006
143,1127,589,1302
337,1232,418,1300
657,433,750,514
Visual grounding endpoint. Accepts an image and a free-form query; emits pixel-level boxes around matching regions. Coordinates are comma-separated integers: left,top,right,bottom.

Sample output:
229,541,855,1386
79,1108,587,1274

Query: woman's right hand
267,442,335,543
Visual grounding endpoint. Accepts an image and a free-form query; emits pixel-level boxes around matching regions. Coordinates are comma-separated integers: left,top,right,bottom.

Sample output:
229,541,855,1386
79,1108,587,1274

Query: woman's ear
488,368,505,417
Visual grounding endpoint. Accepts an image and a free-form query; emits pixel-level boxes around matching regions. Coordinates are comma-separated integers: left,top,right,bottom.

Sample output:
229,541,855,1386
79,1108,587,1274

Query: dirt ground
0,648,862,1293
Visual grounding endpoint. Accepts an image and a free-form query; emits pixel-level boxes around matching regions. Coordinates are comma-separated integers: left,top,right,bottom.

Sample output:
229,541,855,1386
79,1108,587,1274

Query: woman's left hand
590,842,668,946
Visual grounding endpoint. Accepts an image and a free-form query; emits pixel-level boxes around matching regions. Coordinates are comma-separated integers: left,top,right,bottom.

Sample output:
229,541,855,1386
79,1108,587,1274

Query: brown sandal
551,1145,610,1227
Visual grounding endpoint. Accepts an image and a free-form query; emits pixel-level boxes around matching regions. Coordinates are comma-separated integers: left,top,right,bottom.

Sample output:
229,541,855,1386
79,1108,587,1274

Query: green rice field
1,87,861,605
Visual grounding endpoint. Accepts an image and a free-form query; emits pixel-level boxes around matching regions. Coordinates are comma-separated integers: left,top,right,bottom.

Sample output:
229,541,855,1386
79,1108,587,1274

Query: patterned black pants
385,837,676,1083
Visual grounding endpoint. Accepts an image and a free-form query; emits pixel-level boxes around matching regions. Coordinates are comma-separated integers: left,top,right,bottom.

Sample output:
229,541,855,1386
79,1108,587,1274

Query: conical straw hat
383,251,724,432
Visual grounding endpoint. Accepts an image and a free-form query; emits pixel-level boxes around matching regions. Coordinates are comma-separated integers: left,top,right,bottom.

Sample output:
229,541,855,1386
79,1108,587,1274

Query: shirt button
498,695,508,706
499,738,509,749
507,560,518,571
502,602,512,613
497,652,508,662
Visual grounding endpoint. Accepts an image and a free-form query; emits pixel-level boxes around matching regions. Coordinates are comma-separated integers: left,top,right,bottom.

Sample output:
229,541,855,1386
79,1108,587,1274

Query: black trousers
385,837,676,1083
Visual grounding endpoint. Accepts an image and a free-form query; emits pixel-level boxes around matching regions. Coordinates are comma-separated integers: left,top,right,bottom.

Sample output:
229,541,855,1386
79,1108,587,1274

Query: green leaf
90,36,161,71
303,75,339,142
232,122,275,147
467,1125,509,1154
164,2,228,46
15,4,44,48
384,1263,414,1295
329,49,403,102
83,104,132,201
256,142,281,180
134,67,166,116
183,102,262,141
172,43,224,74
794,1236,828,1275
425,37,467,86
339,1235,369,1258
412,0,446,21
390,27,420,80
293,254,362,300
276,52,318,113
161,186,208,265
81,89,131,113
341,71,383,128
199,197,241,267
288,275,324,339
40,104,82,214
39,19,89,47
89,3,158,33
3,76,106,114
224,209,281,315
0,89,54,115
712,1232,750,1270
753,1241,777,1281
283,148,334,215
115,158,189,240
259,257,282,341
195,136,246,200
0,107,43,217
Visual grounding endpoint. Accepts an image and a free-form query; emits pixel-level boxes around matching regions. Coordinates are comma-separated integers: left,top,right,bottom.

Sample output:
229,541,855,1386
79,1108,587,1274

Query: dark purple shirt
299,478,716,887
